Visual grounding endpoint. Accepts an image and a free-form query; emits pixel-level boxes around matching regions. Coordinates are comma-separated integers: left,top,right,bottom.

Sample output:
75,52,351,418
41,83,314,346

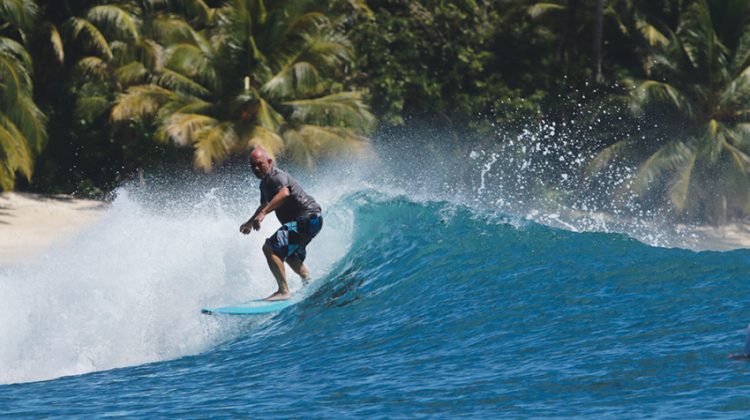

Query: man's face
250,155,272,179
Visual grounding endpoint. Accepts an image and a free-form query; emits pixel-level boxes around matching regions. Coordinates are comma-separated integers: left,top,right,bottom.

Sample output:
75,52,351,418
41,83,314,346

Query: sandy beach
0,192,109,267
680,223,750,251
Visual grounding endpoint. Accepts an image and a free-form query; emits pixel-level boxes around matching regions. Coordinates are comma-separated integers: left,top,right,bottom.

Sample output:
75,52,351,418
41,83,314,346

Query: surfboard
201,299,294,315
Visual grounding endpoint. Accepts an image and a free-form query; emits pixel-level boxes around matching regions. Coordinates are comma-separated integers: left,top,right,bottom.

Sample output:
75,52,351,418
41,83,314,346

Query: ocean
2,145,750,417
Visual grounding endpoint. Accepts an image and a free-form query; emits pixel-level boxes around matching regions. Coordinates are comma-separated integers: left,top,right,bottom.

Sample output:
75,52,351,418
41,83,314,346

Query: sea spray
0,175,356,384
0,128,739,384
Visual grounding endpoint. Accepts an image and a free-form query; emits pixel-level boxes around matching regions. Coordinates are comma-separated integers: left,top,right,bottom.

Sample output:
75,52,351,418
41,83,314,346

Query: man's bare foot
264,291,291,301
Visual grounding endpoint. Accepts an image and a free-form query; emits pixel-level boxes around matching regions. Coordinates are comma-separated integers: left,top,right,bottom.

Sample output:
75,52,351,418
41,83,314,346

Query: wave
3,184,750,417
1,166,748,389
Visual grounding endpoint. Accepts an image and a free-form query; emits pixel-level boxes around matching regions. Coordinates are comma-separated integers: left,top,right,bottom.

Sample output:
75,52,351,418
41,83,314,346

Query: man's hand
240,221,253,234
240,210,266,234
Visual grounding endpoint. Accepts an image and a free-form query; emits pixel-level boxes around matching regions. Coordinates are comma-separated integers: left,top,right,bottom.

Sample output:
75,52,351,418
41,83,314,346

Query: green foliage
591,0,750,223
109,0,374,171
348,0,549,128
0,0,46,191
3,0,750,226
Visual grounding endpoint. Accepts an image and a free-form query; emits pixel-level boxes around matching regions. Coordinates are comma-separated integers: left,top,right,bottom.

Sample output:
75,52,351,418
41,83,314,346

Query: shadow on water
318,268,366,308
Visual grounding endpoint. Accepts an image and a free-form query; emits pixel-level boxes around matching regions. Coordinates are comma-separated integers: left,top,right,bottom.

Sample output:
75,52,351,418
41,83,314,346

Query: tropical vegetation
590,0,750,223
2,0,750,225
0,0,46,190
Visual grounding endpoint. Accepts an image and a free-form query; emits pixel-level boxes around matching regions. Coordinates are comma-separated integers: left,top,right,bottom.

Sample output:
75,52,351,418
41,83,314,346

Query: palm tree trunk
592,0,604,84
556,0,580,69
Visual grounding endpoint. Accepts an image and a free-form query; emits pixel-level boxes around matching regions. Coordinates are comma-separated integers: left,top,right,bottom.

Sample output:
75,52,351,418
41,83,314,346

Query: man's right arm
240,204,265,234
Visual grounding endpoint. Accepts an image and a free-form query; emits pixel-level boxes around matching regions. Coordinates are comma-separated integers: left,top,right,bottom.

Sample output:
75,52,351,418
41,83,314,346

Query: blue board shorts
266,214,323,262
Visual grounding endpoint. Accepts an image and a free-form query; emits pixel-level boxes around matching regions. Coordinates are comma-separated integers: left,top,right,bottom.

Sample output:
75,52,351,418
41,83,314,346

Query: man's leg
287,255,311,285
262,242,291,301
287,216,321,286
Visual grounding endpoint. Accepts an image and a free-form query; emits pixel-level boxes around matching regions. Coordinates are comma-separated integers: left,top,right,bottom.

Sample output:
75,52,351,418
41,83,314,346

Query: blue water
3,172,750,416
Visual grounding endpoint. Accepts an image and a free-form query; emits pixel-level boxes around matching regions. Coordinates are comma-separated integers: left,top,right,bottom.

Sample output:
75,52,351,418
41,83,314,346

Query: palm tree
591,0,750,223
111,0,374,170
69,1,194,122
0,0,47,191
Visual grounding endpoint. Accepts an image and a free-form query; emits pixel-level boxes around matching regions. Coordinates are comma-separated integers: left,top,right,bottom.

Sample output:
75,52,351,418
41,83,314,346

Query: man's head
249,147,273,179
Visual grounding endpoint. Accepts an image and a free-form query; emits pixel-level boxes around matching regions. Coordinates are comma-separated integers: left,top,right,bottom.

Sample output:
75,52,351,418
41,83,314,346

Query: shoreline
0,192,109,267
677,223,750,252
0,192,748,268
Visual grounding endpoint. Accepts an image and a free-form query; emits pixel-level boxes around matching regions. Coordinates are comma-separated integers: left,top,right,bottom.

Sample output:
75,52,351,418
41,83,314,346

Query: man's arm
240,187,290,234
239,204,264,234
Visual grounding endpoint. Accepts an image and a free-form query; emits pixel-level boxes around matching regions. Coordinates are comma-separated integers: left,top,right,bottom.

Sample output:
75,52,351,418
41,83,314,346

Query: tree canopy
3,0,750,224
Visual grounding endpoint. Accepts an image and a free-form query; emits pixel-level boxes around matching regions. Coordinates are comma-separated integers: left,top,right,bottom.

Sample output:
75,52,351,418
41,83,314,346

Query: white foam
0,177,356,384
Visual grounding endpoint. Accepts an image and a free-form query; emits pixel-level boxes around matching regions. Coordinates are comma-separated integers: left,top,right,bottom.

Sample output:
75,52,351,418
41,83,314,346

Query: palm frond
142,13,195,44
632,140,694,196
724,141,750,175
86,5,140,41
156,68,211,96
587,140,628,175
630,80,693,117
47,23,65,64
109,40,132,65
114,61,148,86
248,125,284,157
0,0,38,30
667,150,697,211
262,61,320,100
678,1,730,79
283,124,367,167
300,30,353,73
527,3,565,19
75,56,108,80
179,0,214,25
637,20,669,47
702,119,725,163
255,99,284,131
731,26,750,74
0,36,33,72
731,123,750,146
193,122,236,171
68,17,113,60
0,44,32,104
719,71,750,107
342,0,374,19
162,112,217,146
5,94,45,153
111,84,175,120
165,43,216,88
286,11,328,38
134,38,164,72
284,92,375,133
167,98,213,116
0,115,33,184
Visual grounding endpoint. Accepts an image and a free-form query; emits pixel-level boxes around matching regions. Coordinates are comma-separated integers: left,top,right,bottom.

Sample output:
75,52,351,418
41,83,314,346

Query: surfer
240,146,323,301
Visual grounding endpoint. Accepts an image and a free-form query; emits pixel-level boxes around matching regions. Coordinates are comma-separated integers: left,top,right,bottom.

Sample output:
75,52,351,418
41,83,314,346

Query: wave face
2,180,750,416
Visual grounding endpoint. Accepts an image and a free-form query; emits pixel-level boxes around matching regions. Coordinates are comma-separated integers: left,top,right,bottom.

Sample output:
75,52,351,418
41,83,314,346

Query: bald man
240,147,323,301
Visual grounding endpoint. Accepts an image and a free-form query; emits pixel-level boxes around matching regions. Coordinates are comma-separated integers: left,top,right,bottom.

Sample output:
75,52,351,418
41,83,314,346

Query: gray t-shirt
260,168,321,224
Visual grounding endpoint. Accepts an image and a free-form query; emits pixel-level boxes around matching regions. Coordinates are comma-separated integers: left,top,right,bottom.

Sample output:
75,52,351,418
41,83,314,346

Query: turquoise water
2,156,750,417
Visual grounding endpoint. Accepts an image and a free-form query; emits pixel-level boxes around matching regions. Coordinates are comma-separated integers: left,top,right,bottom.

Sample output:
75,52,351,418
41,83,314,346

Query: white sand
679,223,750,251
0,192,108,267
